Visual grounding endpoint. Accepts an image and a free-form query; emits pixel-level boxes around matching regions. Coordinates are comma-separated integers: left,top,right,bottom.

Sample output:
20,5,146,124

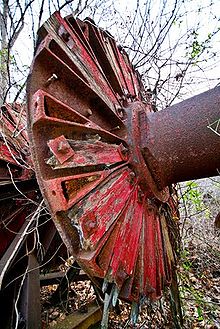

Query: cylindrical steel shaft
141,87,220,189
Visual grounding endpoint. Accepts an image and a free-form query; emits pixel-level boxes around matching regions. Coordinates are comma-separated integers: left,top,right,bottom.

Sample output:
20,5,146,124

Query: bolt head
57,141,69,153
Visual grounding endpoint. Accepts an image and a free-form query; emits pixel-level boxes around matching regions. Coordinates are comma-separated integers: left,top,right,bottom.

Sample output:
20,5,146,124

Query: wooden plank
40,271,88,286
53,302,102,329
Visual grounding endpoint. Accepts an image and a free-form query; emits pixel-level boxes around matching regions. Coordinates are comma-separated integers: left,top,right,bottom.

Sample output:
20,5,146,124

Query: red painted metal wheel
27,12,180,312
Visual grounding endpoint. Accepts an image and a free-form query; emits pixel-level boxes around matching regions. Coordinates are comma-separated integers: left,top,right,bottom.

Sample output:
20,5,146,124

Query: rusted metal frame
140,87,220,188
125,101,169,202
20,253,41,329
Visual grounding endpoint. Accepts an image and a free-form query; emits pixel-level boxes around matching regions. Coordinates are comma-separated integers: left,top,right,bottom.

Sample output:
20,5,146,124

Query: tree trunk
0,0,9,105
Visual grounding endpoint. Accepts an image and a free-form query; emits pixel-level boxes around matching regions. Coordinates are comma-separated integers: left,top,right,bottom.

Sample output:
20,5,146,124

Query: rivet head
86,109,93,117
45,73,58,86
129,171,136,185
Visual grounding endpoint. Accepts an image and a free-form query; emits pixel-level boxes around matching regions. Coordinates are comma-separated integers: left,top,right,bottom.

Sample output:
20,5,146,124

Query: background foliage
1,0,220,107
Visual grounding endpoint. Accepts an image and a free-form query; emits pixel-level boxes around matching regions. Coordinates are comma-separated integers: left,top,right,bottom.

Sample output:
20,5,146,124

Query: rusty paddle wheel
0,10,219,328
27,12,220,326
27,12,182,320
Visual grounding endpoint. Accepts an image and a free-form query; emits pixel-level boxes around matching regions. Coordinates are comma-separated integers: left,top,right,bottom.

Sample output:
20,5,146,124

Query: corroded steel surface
27,11,179,311
141,88,220,189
